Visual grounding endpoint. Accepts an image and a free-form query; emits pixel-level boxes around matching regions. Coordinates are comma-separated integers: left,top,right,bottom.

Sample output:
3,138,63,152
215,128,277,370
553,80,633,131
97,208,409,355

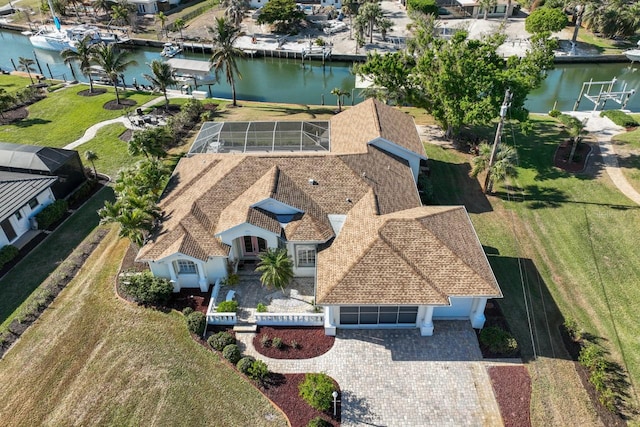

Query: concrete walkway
567,111,640,205
236,322,503,426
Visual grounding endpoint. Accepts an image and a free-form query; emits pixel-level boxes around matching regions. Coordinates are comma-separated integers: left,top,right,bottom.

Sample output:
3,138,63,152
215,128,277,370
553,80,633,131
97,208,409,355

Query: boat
625,41,640,62
30,25,101,51
161,42,182,58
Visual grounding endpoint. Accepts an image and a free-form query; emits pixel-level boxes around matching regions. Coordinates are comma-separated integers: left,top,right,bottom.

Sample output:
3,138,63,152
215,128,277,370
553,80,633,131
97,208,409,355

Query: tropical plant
256,0,304,33
93,0,112,16
174,18,185,39
525,7,568,33
158,11,167,34
61,35,97,93
143,59,177,108
330,87,350,112
256,248,294,292
478,0,497,19
341,0,360,39
128,126,171,159
355,1,385,44
18,57,36,84
0,89,15,119
470,142,518,194
91,43,138,104
209,17,245,106
110,2,131,27
84,150,99,178
221,0,248,27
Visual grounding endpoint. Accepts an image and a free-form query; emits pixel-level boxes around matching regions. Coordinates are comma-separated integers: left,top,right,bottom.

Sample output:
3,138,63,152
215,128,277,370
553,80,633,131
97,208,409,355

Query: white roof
165,58,212,75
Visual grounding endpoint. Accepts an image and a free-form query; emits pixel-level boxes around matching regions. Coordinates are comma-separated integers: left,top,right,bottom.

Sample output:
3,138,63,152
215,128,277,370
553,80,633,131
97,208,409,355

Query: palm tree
330,87,350,112
91,43,138,105
256,248,294,292
143,60,176,108
93,0,111,16
222,0,248,27
173,18,185,39
209,17,245,107
478,0,497,20
470,142,518,194
157,11,167,36
84,150,99,178
128,127,170,159
61,35,97,93
18,57,36,84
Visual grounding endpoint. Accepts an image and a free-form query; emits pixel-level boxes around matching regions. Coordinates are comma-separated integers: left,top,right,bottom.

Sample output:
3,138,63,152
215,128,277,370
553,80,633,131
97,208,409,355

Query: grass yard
0,81,156,147
425,114,640,424
0,187,114,329
0,75,32,95
0,229,287,426
611,114,640,194
215,101,335,122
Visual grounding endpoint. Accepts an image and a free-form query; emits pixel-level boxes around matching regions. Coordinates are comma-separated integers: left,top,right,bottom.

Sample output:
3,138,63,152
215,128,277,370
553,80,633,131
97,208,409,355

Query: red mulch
77,88,107,96
103,99,137,110
261,373,340,427
253,326,335,359
488,366,532,427
553,141,591,172
0,106,28,125
167,288,211,314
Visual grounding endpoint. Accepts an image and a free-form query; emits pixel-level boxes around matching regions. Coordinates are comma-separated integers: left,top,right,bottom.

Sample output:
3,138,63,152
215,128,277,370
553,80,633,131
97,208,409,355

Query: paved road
236,322,504,427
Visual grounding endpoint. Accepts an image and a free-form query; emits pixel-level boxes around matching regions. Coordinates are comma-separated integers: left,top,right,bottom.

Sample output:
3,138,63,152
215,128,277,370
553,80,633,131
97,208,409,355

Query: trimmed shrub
182,307,194,316
223,344,242,364
256,302,268,313
299,373,336,411
600,110,639,127
549,109,561,118
0,245,19,270
216,300,238,313
272,336,283,349
479,326,518,355
121,271,173,305
208,331,236,351
237,356,256,375
181,98,204,123
307,417,332,427
407,0,437,15
247,359,269,382
36,199,68,230
186,311,206,336
223,273,239,286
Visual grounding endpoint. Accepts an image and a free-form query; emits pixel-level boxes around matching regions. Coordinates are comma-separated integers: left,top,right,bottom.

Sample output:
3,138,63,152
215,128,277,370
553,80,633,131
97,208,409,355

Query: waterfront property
136,99,502,335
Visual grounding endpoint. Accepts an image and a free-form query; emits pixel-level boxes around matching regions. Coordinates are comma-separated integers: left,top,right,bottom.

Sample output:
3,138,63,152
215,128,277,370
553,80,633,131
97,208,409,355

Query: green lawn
425,115,640,423
0,187,114,329
0,75,32,95
0,230,287,426
0,81,157,148
610,113,640,195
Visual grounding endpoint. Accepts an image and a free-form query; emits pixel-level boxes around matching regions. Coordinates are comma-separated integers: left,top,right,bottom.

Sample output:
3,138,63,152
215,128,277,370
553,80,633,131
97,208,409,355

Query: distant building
455,0,514,18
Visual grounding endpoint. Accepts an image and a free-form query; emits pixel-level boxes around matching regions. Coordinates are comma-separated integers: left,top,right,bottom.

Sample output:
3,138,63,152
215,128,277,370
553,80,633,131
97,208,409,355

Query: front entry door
1,218,17,242
242,236,266,257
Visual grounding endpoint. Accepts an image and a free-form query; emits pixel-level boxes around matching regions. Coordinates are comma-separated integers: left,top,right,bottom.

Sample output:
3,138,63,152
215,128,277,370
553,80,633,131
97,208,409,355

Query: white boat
625,49,640,62
161,42,182,58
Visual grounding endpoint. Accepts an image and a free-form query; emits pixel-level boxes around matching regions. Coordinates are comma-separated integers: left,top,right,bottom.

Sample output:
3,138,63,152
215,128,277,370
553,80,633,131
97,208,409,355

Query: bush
121,271,173,305
260,334,271,348
208,331,236,351
548,109,561,118
181,98,204,123
272,336,283,349
216,300,238,313
247,359,269,382
307,417,332,427
479,326,518,355
407,0,437,15
600,110,639,127
599,387,617,412
290,340,300,349
223,344,242,364
298,373,336,411
525,7,567,34
563,317,581,341
186,311,206,336
578,343,606,371
182,307,194,316
256,302,267,312
36,199,68,230
0,245,19,270
223,273,239,286
236,356,256,375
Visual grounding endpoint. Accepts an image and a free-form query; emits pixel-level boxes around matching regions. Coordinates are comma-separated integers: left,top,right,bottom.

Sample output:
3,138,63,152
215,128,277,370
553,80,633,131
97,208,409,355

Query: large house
137,99,502,336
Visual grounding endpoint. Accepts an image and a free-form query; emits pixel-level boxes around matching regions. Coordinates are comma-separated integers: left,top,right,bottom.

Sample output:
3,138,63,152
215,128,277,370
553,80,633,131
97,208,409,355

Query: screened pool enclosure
189,121,331,155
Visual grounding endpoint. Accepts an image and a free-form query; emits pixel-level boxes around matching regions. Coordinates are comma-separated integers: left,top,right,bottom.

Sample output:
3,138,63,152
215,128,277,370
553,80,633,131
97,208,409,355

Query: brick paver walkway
236,322,503,426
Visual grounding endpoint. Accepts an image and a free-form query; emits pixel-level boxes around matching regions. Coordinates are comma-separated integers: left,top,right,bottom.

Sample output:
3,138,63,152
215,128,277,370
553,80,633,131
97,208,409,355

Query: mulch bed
253,326,335,359
488,366,531,427
261,373,340,427
103,99,137,110
167,288,211,314
553,141,591,172
77,88,107,97
0,107,28,125
477,300,521,359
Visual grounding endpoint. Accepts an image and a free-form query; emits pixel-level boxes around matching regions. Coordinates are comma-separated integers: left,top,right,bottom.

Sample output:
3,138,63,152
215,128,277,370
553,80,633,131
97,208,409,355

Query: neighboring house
0,172,56,246
137,99,502,336
0,143,86,200
126,0,179,14
455,0,514,18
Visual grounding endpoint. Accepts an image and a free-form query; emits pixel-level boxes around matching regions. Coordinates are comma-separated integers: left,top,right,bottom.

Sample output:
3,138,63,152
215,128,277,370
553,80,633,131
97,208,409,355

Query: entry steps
233,323,257,333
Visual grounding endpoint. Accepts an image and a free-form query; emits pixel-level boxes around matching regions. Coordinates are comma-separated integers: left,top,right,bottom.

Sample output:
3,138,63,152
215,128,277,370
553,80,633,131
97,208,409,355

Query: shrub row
204,330,270,382
260,334,300,350
120,271,173,306
600,110,638,127
217,300,238,313
0,245,19,270
68,179,99,207
0,86,45,115
407,0,438,15
36,199,68,230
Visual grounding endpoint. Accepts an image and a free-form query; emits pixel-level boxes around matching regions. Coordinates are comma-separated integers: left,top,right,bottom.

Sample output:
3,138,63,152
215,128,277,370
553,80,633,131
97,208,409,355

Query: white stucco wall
432,297,475,319
0,187,54,246
287,241,319,277
150,253,227,292
369,137,425,182
217,222,279,249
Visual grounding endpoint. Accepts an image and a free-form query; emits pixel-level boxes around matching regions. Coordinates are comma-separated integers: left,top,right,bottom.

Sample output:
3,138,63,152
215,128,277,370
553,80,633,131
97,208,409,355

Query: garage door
339,306,418,325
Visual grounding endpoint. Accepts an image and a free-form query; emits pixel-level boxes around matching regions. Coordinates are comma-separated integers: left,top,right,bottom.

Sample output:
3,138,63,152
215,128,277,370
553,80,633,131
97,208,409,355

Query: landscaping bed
488,365,531,427
0,106,28,125
253,326,335,359
477,300,521,359
104,99,137,110
553,141,592,173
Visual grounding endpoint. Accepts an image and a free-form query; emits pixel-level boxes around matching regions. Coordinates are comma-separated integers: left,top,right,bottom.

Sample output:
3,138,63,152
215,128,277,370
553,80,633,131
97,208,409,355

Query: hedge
600,110,639,127
0,245,19,270
121,271,173,306
407,0,438,15
36,199,68,230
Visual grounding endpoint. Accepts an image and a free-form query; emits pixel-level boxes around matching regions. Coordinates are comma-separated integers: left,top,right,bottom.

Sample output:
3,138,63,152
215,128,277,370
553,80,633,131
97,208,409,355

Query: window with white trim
176,260,197,274
28,198,38,209
15,210,22,220
296,245,316,268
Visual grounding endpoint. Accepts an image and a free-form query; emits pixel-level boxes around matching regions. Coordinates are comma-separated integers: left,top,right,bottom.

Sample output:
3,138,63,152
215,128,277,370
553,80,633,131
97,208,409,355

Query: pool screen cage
189,121,330,154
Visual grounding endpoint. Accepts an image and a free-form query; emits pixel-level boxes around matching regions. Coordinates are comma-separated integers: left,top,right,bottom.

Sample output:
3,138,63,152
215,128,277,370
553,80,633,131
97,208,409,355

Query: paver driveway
237,321,503,426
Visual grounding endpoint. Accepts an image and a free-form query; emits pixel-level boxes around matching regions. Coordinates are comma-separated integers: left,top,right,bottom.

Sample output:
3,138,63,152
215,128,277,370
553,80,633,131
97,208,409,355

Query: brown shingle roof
330,99,425,157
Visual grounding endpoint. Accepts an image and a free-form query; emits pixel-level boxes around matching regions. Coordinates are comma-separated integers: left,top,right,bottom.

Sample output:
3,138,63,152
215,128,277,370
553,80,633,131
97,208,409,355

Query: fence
255,313,324,327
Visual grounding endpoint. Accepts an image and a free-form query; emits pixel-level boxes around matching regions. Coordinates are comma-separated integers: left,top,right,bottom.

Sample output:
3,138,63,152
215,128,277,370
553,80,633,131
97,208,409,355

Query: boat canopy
165,58,213,76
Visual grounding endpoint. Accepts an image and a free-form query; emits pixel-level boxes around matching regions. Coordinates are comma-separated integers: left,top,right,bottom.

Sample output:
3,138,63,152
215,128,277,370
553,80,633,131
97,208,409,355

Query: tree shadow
340,390,382,426
427,158,493,213
12,118,52,128
511,120,572,181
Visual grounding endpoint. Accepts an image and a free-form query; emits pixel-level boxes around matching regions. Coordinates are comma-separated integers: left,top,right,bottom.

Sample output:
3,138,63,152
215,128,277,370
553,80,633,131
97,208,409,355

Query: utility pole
484,89,512,194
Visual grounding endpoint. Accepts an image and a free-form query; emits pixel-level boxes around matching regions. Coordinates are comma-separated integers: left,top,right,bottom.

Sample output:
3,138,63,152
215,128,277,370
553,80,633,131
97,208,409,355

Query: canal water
2,28,640,112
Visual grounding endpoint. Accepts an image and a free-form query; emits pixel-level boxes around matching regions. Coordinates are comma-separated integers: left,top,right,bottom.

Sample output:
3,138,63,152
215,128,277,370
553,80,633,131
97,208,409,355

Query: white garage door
339,306,418,325
432,297,474,318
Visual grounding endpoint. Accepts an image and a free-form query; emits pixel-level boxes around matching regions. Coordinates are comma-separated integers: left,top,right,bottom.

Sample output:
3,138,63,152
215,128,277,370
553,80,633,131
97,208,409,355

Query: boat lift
573,77,636,111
